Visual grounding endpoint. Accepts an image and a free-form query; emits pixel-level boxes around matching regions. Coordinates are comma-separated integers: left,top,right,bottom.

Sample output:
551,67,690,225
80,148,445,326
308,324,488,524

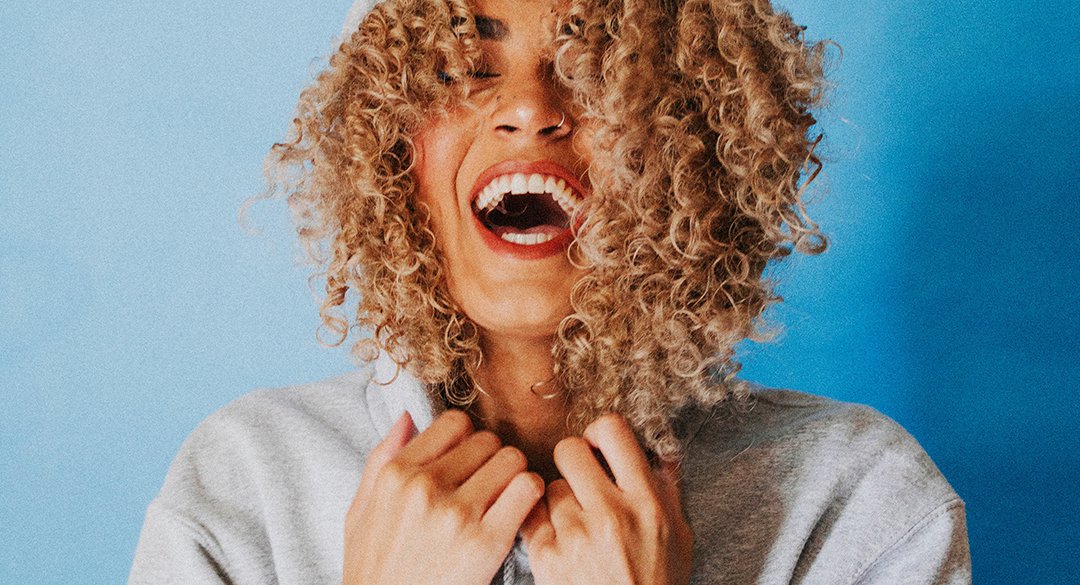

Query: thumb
387,410,420,446
356,412,417,498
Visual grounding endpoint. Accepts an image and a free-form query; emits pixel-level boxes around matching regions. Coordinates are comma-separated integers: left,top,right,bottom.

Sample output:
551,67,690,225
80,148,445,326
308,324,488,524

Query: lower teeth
500,232,557,245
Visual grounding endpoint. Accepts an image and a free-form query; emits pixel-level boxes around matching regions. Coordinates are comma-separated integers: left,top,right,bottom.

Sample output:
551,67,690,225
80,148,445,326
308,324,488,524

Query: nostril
542,112,571,137
540,123,565,136
491,112,570,137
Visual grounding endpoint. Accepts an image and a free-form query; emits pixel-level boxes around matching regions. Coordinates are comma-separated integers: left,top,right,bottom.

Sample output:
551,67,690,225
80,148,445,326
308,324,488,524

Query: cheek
412,120,473,226
571,126,596,182
411,120,476,304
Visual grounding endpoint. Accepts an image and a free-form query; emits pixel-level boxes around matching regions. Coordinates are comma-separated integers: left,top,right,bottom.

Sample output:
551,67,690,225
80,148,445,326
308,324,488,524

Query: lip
467,160,589,260
469,159,589,204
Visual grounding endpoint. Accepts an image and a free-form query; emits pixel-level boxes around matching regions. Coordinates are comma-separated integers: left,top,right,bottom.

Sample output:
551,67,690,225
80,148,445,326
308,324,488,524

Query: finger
552,436,611,508
395,409,474,467
356,411,416,499
545,478,582,530
427,430,502,487
458,446,530,512
482,471,545,544
520,497,554,550
656,458,694,551
582,414,653,495
655,458,685,517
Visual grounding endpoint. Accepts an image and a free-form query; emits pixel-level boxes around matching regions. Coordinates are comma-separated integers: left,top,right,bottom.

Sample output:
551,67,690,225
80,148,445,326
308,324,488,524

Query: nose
489,78,573,143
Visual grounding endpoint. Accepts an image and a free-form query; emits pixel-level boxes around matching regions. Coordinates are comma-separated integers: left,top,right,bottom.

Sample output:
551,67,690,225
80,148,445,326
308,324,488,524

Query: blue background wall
1,1,1076,582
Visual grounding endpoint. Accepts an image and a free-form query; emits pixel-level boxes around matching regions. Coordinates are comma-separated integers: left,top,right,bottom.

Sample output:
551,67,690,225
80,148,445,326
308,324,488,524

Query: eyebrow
474,15,508,41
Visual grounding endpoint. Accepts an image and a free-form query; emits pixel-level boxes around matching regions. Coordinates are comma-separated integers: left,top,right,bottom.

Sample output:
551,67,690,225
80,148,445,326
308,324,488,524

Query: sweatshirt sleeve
853,499,971,585
128,500,234,585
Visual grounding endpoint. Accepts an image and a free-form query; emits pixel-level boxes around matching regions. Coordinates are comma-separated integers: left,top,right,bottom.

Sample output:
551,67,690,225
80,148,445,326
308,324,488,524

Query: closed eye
437,70,501,84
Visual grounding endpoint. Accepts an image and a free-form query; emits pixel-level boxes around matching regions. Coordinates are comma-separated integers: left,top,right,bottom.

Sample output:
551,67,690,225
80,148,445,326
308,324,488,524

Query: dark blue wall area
743,2,1079,583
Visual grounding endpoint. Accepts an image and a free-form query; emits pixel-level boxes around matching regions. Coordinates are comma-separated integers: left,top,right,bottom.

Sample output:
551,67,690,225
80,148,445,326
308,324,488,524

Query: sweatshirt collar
362,350,717,459
365,351,436,439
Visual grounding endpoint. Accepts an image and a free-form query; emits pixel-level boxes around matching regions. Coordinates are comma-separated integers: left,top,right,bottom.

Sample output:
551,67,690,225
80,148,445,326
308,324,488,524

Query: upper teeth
475,173,582,214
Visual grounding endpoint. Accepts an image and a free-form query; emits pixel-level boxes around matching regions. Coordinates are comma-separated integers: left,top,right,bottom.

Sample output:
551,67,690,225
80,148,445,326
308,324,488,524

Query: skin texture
412,0,584,490
342,1,694,583
412,0,590,342
343,413,693,585
344,410,544,585
522,415,694,585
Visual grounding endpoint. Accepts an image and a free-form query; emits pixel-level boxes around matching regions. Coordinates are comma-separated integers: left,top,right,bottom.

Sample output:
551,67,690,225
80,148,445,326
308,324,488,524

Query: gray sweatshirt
129,354,970,584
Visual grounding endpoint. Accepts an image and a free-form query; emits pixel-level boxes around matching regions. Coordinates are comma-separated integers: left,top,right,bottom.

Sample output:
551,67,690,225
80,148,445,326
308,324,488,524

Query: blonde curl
263,0,829,459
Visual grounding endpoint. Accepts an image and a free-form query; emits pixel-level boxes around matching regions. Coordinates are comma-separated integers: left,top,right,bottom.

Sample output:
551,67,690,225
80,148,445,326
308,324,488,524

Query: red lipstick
468,160,588,260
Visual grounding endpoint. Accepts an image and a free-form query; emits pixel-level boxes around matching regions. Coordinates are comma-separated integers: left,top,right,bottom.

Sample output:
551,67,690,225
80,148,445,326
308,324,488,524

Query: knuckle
497,446,527,470
377,460,410,489
403,472,440,506
436,499,472,531
595,509,623,537
638,500,674,543
507,471,544,500
521,472,545,496
592,501,642,542
640,498,665,524
472,430,502,452
553,436,587,460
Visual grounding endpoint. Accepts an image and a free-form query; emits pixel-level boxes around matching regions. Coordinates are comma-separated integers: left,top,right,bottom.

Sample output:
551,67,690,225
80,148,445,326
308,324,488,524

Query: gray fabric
129,355,970,584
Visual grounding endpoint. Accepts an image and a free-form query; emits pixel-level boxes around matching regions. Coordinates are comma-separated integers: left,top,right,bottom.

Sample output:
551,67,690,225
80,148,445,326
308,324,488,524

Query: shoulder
132,367,388,584
155,367,382,521
207,367,377,431
679,384,969,584
174,368,377,466
685,385,955,500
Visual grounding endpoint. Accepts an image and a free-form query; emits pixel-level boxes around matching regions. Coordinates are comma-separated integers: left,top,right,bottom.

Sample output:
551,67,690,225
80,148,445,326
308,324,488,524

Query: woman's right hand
343,410,544,585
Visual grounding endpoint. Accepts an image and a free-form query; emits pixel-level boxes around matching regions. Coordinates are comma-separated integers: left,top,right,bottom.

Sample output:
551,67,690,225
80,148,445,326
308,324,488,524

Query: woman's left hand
521,414,694,585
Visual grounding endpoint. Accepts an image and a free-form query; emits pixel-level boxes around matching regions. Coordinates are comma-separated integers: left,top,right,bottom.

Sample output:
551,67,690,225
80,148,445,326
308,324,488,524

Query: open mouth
472,172,583,246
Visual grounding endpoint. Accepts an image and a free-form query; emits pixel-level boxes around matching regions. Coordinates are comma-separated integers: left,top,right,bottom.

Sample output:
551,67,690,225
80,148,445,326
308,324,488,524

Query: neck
471,332,571,483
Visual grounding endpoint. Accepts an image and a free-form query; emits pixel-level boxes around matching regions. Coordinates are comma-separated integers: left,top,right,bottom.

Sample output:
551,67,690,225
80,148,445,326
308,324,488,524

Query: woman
130,0,971,583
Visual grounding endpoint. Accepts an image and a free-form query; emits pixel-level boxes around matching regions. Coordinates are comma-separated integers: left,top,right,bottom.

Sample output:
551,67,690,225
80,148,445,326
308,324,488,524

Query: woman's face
413,0,591,341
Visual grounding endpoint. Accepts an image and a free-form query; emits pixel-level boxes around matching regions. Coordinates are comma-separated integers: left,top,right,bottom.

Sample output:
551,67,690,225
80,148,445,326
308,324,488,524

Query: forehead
469,0,566,40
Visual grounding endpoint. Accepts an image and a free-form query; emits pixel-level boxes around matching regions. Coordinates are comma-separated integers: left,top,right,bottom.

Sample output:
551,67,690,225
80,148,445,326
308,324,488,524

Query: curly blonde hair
265,0,828,459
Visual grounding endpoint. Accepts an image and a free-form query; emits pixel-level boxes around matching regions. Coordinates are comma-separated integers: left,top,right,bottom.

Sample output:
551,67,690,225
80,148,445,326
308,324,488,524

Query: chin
463,290,571,341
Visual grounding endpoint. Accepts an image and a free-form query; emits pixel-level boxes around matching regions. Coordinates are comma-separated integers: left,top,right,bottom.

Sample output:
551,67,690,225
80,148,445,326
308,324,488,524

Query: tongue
489,224,566,237
479,193,571,235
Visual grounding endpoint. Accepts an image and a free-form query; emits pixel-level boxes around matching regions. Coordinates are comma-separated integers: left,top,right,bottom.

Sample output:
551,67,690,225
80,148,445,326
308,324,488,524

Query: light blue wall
1,1,1075,583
